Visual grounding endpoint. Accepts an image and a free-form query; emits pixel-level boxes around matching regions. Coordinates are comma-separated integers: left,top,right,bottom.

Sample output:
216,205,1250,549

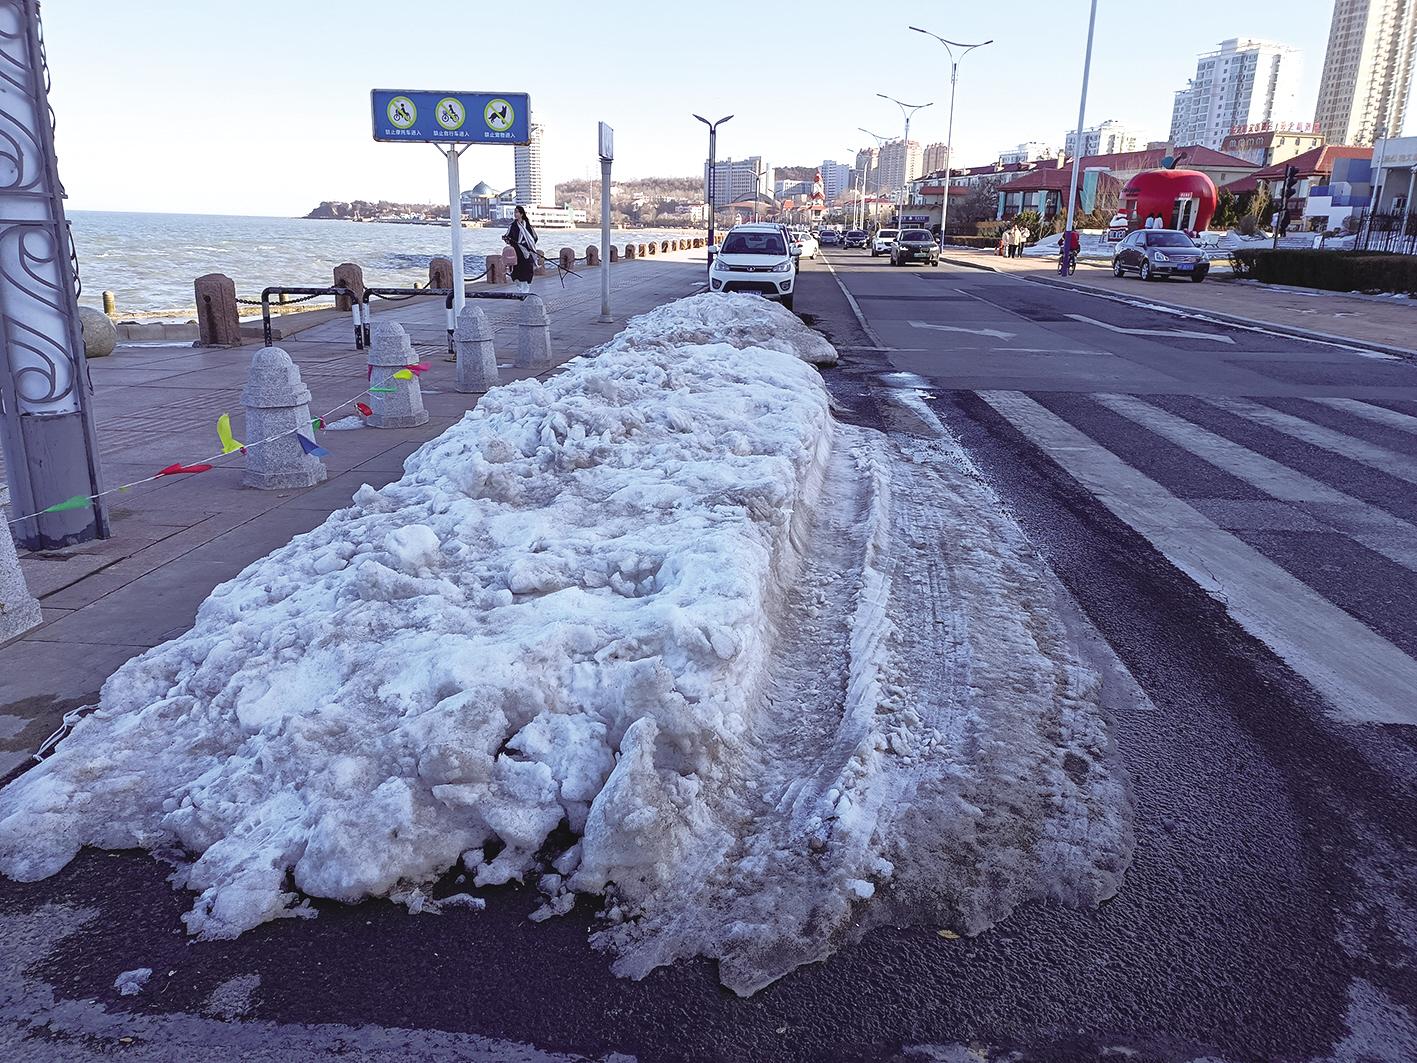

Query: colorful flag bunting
392,369,413,381
356,402,372,416
40,494,91,514
297,434,329,458
216,413,244,455
369,386,395,394
157,463,213,476
311,417,324,432
406,362,430,375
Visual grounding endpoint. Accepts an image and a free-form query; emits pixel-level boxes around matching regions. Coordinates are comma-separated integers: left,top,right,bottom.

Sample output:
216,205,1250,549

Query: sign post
371,89,531,315
597,122,614,323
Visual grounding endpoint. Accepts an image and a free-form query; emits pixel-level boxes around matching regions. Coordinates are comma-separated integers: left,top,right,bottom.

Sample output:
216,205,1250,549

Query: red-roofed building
996,167,1123,221
1219,145,1373,227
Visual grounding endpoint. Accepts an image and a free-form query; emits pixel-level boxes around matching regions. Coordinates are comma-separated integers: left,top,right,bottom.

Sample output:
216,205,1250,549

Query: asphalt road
3,254,1416,1062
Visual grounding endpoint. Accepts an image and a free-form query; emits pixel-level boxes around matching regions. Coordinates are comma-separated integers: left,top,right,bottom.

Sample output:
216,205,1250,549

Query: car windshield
878,230,898,238
722,231,786,255
846,230,865,237
901,230,933,241
1148,232,1196,248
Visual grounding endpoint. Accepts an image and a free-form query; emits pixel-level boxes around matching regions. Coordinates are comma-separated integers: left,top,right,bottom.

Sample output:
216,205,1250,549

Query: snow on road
0,293,1131,994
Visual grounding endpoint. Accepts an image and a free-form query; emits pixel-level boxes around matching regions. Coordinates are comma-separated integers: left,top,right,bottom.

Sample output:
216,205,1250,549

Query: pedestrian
505,205,539,293
1008,223,1019,258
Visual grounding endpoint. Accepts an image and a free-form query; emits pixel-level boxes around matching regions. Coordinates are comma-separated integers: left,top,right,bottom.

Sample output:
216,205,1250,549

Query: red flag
356,402,372,416
156,463,213,476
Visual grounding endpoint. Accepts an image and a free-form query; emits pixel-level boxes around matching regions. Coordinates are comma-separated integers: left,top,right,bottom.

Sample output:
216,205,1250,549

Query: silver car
1112,229,1209,282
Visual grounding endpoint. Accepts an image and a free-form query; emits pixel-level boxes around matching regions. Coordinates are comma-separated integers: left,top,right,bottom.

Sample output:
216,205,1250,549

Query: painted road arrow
908,320,1016,340
1065,314,1235,344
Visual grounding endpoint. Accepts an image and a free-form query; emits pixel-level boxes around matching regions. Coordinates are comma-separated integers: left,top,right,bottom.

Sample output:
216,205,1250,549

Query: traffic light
1277,164,1300,235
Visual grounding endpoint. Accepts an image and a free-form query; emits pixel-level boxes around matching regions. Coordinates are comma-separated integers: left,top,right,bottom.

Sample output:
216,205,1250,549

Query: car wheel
1113,259,1124,277
1140,260,1153,281
781,294,794,311
1190,273,1206,283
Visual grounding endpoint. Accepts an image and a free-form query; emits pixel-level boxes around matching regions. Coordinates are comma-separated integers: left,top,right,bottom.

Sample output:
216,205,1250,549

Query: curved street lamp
858,127,892,231
877,94,933,226
693,113,733,260
910,27,992,243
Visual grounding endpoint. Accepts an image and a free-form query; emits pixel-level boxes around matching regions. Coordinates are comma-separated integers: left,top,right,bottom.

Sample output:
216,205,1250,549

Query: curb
939,255,1002,273
1026,275,1417,361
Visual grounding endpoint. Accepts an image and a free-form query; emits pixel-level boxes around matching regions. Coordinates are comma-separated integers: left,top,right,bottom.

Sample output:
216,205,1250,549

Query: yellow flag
392,369,414,381
217,413,243,454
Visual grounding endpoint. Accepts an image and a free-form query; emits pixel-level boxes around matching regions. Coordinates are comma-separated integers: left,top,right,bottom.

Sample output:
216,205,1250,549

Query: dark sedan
843,229,868,248
1112,229,1209,282
890,229,940,267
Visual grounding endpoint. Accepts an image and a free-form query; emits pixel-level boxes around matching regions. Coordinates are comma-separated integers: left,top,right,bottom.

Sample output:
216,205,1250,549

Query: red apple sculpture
1122,167,1218,232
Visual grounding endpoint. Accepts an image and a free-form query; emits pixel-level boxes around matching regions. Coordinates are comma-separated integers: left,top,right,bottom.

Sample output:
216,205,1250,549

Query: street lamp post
693,113,733,264
858,127,891,231
877,94,933,227
911,26,992,245
1060,0,1099,275
752,168,768,222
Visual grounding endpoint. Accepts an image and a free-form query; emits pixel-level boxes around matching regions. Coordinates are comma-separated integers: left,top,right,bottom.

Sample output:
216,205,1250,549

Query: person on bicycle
1063,226,1081,272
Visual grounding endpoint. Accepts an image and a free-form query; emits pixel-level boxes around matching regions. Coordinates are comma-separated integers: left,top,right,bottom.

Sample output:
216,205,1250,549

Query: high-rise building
922,142,950,173
1064,121,1143,158
514,123,545,206
1314,0,1417,146
820,160,852,201
1169,38,1303,150
999,141,1056,165
877,139,922,195
704,157,772,207
855,147,879,192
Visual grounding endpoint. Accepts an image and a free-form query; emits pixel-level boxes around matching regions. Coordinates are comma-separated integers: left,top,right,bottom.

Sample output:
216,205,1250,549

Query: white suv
709,224,796,310
870,228,899,257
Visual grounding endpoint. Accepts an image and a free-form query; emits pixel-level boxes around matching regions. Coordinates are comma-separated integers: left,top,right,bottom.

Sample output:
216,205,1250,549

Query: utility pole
912,26,992,244
1060,0,1098,275
597,122,613,323
0,0,108,549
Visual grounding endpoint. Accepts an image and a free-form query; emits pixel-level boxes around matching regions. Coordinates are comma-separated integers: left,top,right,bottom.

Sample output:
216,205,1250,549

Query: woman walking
505,205,540,293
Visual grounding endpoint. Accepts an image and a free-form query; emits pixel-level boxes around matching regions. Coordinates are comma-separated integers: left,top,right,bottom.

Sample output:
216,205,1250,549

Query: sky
42,0,1405,217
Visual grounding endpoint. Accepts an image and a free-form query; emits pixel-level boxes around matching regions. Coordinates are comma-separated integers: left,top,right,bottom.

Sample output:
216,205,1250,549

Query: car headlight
773,261,792,273
712,256,731,271
1153,251,1169,262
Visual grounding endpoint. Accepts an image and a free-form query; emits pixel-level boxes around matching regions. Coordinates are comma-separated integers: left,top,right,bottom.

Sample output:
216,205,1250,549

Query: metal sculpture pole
0,0,106,548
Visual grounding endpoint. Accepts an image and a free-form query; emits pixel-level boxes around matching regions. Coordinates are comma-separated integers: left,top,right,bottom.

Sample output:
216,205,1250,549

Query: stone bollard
1,499,42,642
366,321,429,428
645,243,655,256
454,303,498,394
241,346,328,490
333,262,365,311
660,241,669,253
78,306,118,358
559,247,576,271
515,295,552,370
485,255,508,284
624,244,636,260
194,273,242,346
429,257,453,290
608,245,619,263
585,245,600,266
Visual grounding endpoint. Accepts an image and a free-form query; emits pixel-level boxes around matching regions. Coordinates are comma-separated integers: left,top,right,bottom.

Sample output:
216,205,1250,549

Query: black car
890,229,939,267
843,229,868,249
1112,228,1209,282
820,230,842,246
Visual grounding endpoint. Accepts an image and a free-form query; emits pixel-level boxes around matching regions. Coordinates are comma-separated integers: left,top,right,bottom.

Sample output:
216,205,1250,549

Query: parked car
709,223,796,310
793,231,820,259
820,230,842,247
1112,229,1209,282
844,229,868,249
890,229,940,267
870,228,899,257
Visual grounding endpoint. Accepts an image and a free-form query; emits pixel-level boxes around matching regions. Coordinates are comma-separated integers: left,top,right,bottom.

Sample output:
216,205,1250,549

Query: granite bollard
1,500,42,642
429,257,453,290
486,255,508,284
366,321,429,428
624,244,636,260
332,262,365,311
241,346,328,490
515,294,552,370
454,303,498,394
194,273,242,347
559,247,576,271
585,245,600,266
646,242,657,256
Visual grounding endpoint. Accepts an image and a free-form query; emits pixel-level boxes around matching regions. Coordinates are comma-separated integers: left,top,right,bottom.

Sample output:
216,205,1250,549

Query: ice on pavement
0,292,1131,995
113,967,152,996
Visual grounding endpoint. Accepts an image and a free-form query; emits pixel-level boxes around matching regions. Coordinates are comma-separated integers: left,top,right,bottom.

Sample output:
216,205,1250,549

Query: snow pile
615,292,836,366
0,294,832,943
113,967,152,996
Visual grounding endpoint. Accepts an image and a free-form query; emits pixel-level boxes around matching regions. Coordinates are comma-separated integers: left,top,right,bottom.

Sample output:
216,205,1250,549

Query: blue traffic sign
370,90,531,145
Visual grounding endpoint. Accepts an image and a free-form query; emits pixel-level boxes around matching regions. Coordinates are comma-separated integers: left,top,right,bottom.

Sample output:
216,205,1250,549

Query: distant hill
774,166,818,182
306,200,448,221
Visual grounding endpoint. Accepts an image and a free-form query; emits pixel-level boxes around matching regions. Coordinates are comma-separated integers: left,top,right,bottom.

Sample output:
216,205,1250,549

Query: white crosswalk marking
1309,396,1417,437
1207,397,1417,487
1094,393,1417,573
980,389,1417,726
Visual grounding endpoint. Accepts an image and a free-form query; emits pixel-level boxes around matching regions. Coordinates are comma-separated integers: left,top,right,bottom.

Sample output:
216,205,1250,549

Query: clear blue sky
44,0,1397,216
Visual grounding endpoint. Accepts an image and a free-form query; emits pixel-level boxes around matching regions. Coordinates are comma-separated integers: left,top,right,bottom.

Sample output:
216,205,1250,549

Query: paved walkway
940,247,1417,356
1,254,705,777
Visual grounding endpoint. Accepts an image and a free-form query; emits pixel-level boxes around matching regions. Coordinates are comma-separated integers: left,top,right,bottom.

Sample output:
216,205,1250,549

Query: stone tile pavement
1,254,707,777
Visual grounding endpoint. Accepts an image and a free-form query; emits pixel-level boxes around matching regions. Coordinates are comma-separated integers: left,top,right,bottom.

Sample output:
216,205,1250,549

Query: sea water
69,211,703,316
